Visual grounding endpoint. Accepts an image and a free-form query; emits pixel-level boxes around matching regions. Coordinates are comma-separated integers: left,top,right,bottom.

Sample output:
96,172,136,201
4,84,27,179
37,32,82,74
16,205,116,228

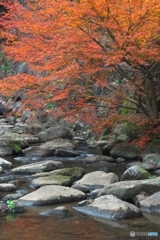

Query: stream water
0,153,160,240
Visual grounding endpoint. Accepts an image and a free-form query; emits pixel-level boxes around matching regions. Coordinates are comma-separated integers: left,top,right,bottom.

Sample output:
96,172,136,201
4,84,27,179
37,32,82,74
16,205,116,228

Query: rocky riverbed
0,116,160,235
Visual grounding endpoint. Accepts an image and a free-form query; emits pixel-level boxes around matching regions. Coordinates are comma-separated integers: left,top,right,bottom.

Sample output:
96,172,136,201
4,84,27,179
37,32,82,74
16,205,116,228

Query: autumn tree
0,0,160,131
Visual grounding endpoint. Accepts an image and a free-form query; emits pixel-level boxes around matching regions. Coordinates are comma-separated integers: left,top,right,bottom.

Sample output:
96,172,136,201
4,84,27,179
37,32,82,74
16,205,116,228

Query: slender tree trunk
148,77,159,120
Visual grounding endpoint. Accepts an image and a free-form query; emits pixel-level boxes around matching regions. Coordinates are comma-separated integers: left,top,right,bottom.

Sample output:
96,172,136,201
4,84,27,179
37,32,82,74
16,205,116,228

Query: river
0,153,160,240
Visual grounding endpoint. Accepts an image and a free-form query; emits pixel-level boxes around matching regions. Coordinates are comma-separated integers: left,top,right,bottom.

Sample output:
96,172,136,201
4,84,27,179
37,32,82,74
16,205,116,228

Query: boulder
0,133,28,156
31,175,73,187
23,124,44,135
143,154,160,168
73,171,119,190
19,185,86,205
39,126,73,142
121,166,151,181
0,157,12,169
0,124,14,133
11,160,63,174
139,191,160,213
31,167,85,187
98,177,160,200
40,206,72,218
23,138,75,157
126,161,154,170
54,149,80,157
142,139,160,156
0,183,16,192
110,143,140,159
74,195,142,220
82,155,115,164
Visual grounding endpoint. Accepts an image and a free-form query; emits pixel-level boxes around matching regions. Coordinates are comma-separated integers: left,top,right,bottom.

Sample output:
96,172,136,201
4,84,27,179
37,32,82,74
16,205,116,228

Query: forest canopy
0,0,160,133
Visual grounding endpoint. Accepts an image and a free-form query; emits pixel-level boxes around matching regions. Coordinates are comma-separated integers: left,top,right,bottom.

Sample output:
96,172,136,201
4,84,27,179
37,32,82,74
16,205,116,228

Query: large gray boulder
73,171,119,191
11,160,63,174
23,138,75,157
19,185,86,205
98,177,160,200
82,155,115,164
39,126,73,142
74,195,142,220
110,143,140,159
139,191,160,213
0,157,12,169
0,133,28,156
121,166,151,181
126,161,155,170
0,183,16,192
143,154,160,168
31,167,85,187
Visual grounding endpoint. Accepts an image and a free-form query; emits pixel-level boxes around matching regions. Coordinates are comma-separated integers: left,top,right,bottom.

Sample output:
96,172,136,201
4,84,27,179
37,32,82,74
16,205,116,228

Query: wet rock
73,171,119,191
54,149,80,157
21,134,40,144
22,124,44,135
116,157,126,164
0,183,16,192
31,167,85,187
31,175,73,187
77,199,93,206
14,156,32,164
121,166,151,181
143,154,160,169
39,126,73,142
71,184,90,193
23,138,75,157
19,185,86,206
102,140,117,155
110,143,140,160
0,157,12,169
0,124,14,133
139,191,160,213
142,139,160,156
0,201,8,213
51,167,85,180
155,169,160,176
22,146,53,157
74,195,142,220
82,155,115,164
98,177,160,200
2,192,26,201
0,133,28,148
86,161,115,172
126,161,154,170
133,191,150,207
40,206,72,218
0,175,15,182
11,160,63,174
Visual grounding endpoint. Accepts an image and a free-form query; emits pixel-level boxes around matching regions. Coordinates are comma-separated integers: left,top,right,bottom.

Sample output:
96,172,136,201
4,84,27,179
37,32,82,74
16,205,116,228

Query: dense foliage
0,0,160,133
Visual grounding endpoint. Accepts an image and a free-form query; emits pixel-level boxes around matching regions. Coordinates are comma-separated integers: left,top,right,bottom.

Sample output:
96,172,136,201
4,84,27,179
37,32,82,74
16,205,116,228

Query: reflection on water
1,204,160,240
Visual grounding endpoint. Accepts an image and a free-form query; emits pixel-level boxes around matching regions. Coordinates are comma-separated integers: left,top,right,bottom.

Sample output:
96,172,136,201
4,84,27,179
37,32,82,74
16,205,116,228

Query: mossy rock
142,140,160,157
121,166,151,181
31,167,85,187
110,143,140,160
52,167,85,181
32,175,73,187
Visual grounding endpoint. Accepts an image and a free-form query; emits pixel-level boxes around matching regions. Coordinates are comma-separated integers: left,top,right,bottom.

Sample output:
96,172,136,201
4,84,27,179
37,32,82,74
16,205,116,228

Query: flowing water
0,153,160,240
